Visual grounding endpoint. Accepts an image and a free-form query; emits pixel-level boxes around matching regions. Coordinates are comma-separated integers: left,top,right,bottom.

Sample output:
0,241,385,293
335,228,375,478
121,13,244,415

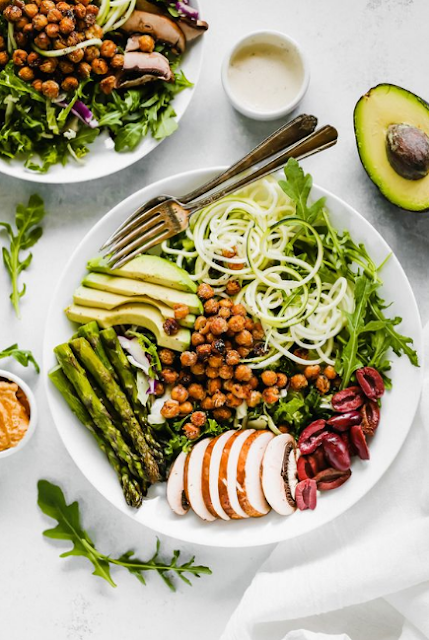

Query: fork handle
179,114,318,204
187,125,338,214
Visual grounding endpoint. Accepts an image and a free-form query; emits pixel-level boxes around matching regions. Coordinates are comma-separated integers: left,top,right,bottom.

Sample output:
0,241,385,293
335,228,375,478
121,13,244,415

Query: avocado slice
87,254,197,293
65,303,191,351
82,272,203,315
354,84,429,211
73,286,196,329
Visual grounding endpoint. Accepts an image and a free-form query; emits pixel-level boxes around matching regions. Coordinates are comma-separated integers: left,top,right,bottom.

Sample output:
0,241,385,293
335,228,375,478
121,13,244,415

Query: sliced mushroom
116,51,173,89
177,16,208,42
125,34,141,52
122,10,186,54
262,434,298,516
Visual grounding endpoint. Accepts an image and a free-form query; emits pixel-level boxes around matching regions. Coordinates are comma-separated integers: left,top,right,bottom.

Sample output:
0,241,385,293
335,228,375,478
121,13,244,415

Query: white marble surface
1,1,429,639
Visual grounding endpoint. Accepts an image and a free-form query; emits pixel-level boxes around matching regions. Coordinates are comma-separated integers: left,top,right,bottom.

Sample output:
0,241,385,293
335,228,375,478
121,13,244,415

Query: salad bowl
43,166,423,547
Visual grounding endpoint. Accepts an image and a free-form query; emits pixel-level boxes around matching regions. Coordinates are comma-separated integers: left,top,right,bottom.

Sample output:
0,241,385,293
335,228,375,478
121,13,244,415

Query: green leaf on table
0,343,39,372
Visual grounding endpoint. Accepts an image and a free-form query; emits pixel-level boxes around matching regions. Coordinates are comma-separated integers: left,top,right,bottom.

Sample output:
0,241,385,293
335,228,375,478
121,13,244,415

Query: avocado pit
386,123,429,180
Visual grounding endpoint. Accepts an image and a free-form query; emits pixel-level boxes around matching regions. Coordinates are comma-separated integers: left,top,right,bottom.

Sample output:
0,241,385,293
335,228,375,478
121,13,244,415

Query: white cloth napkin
221,324,429,640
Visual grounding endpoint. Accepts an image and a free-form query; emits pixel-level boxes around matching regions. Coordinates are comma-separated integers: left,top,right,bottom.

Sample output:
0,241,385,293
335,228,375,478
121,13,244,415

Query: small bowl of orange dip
0,369,37,459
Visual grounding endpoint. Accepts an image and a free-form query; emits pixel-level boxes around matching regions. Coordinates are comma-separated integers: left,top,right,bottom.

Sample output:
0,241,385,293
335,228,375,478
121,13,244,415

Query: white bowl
0,369,37,459
44,167,423,548
221,30,310,121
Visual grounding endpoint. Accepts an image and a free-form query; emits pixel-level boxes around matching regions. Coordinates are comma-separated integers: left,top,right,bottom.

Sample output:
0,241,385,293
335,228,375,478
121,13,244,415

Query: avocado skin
354,83,429,212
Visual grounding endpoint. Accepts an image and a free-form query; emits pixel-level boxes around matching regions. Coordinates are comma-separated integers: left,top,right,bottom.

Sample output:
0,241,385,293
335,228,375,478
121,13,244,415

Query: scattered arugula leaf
0,194,46,317
0,344,39,372
38,480,212,590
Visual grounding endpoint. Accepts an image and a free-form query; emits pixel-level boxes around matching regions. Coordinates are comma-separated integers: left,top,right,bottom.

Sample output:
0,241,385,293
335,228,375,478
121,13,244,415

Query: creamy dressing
227,42,304,113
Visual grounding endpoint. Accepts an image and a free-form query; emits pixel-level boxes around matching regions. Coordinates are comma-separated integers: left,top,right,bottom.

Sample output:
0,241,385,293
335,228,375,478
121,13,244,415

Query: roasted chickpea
231,304,246,317
235,364,252,382
160,399,180,419
278,425,290,434
0,50,9,66
194,315,207,332
190,362,205,377
40,0,55,14
211,391,225,408
230,383,247,399
60,75,78,91
14,31,27,47
66,30,80,46
85,23,102,38
163,317,179,336
226,393,243,408
262,386,280,404
304,364,321,380
178,370,192,386
225,350,240,366
110,52,124,69
56,1,70,10
16,16,29,29
218,306,231,319
32,13,48,28
190,411,206,428
84,11,96,26
235,330,253,347
4,5,22,21
225,280,241,296
158,348,174,366
18,66,35,81
228,315,245,333
58,58,74,73
100,39,117,58
76,60,91,77
27,51,41,67
315,375,330,394
205,366,219,379
237,346,251,358
24,3,39,18
138,33,155,52
188,382,205,401
223,379,233,392
86,3,99,14
197,282,214,300
261,370,277,386
248,375,259,390
219,298,233,309
247,390,262,408
31,78,43,91
12,49,28,66
45,22,59,36
47,7,61,22
40,58,58,73
161,367,178,385
244,318,254,332
100,76,116,96
173,303,189,320
290,374,308,391
210,317,227,336
276,373,288,389
67,47,84,62
204,298,219,315
293,348,308,362
196,343,211,361
73,2,86,18
179,351,196,368
59,15,75,33
0,35,5,51
23,21,34,33
201,396,214,411
207,378,222,395
213,407,232,421
178,401,193,416
252,323,264,341
53,37,67,50
208,354,223,369
182,422,200,440
171,384,189,404
191,332,205,348
323,365,337,380
41,78,59,97
154,381,165,397
219,364,234,380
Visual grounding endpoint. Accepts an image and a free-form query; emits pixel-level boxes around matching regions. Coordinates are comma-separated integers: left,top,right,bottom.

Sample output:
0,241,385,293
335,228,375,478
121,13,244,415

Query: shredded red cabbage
58,99,99,128
176,1,199,20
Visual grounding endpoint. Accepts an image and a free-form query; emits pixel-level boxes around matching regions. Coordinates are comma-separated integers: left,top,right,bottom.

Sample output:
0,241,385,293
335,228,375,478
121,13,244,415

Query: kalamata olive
297,456,315,481
322,432,351,471
308,447,328,472
313,467,352,491
327,410,362,431
361,400,380,436
332,386,365,412
350,424,370,460
341,431,357,458
356,367,385,400
298,419,326,455
295,479,317,511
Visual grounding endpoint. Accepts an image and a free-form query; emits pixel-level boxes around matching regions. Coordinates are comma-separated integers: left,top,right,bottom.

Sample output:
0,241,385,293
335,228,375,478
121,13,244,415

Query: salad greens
0,344,40,372
38,479,211,590
0,194,46,317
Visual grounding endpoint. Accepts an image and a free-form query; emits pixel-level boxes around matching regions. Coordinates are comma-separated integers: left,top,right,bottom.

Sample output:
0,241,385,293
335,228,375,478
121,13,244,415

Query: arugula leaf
279,158,326,224
0,344,39,372
38,480,211,590
0,194,46,317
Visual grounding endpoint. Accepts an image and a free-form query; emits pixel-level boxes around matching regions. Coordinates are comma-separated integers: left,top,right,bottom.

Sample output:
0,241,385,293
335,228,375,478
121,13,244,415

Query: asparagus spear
99,328,164,460
78,321,117,380
49,365,143,508
70,337,160,484
54,343,147,487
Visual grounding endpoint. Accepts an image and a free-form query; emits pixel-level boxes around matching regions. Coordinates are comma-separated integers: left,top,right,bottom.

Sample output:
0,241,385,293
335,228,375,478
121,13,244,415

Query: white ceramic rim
43,166,423,547
221,30,310,121
0,368,38,458
0,0,204,184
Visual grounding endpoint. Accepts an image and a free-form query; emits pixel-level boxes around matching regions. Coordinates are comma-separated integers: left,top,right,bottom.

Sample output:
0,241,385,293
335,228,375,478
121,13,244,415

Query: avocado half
354,84,429,212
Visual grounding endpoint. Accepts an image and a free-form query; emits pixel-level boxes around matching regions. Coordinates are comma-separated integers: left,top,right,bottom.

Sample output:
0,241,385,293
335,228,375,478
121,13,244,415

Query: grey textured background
0,1,428,639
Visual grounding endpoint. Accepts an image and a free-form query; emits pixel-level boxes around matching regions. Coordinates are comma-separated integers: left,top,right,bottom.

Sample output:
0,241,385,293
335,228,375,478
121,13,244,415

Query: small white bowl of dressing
222,30,310,121
0,369,37,459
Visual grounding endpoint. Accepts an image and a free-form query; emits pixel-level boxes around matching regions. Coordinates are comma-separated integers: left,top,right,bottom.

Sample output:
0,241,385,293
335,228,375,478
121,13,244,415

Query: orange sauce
0,381,30,451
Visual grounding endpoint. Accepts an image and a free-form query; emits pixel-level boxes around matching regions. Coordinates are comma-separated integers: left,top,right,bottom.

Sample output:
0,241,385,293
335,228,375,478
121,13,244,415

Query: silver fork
101,113,318,251
105,124,338,269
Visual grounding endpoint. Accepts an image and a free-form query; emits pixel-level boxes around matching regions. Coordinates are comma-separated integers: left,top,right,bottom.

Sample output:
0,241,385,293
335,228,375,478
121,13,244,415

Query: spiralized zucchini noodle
161,177,355,368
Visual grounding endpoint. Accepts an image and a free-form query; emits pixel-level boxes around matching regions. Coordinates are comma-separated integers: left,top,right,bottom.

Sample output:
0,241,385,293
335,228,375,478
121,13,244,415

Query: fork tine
105,213,163,255
108,219,167,264
110,229,173,269
101,205,162,251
